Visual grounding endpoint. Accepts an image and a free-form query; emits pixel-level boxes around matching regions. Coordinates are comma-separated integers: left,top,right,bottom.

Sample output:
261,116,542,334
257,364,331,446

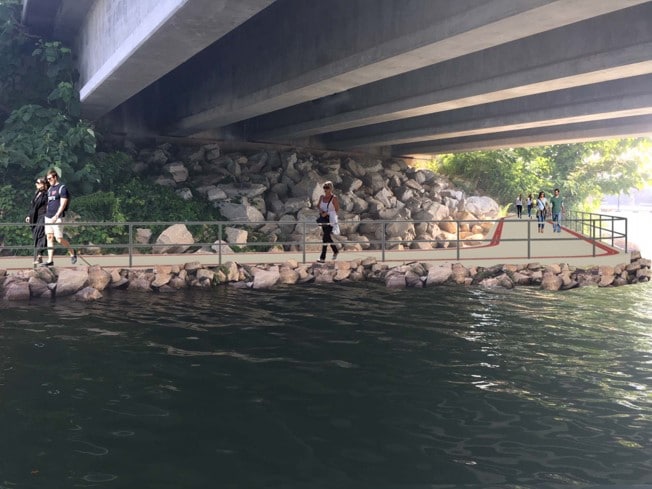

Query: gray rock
28,276,51,298
165,162,189,183
55,269,89,297
385,272,406,288
155,224,195,253
88,266,112,291
426,264,452,286
251,268,280,289
5,280,31,301
128,277,153,292
73,287,103,302
218,202,265,225
541,273,563,291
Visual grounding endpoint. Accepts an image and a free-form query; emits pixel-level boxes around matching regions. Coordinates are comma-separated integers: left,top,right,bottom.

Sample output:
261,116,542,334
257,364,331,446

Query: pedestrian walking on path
316,181,340,262
515,194,523,218
550,188,565,233
536,191,548,233
26,176,49,265
42,169,77,267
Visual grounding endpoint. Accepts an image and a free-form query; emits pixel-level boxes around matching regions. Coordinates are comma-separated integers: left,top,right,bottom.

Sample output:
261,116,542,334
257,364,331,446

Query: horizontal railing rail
0,212,628,267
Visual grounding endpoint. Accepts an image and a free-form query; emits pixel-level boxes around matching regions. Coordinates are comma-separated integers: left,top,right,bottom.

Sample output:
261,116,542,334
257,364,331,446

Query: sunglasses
323,186,331,189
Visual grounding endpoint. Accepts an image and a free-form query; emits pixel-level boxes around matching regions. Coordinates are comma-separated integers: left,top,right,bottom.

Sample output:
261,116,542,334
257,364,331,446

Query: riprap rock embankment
1,252,649,301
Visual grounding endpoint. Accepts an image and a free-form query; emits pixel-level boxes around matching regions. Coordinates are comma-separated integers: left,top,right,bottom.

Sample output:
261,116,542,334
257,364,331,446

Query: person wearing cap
25,176,49,265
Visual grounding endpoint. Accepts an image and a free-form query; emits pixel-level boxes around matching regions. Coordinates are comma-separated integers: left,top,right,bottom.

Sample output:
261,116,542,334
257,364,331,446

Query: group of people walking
515,189,565,233
24,176,566,265
26,169,77,267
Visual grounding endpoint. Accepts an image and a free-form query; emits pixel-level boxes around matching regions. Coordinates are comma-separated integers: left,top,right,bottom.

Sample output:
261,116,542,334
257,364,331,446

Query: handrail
0,212,628,266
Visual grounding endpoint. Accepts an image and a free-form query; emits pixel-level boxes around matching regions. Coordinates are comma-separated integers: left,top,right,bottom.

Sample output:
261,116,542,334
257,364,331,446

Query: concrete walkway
2,218,629,271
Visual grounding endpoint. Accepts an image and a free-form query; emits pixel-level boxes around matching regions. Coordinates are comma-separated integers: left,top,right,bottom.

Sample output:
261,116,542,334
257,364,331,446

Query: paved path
1,218,628,271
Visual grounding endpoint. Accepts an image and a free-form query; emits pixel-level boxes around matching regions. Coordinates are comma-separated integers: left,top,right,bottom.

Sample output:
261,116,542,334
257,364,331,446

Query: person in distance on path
550,188,565,233
536,191,548,233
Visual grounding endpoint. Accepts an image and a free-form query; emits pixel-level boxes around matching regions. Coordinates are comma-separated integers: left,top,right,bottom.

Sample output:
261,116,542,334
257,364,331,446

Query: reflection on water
1,282,651,488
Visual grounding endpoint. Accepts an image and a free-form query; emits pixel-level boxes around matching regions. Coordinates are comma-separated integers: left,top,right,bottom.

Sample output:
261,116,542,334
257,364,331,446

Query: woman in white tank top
317,181,340,262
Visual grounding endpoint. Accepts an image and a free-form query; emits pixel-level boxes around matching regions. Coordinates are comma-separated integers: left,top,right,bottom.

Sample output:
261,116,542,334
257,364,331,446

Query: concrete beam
245,3,652,140
393,115,652,155
324,75,652,148
21,0,62,37
73,0,274,119
52,0,95,44
166,0,649,135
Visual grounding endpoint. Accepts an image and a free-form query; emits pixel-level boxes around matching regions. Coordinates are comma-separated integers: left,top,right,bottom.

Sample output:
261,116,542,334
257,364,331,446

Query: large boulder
225,227,248,245
164,162,189,183
464,196,500,219
251,267,280,289
217,202,265,225
88,265,112,291
73,287,104,302
55,268,89,297
155,224,194,253
28,276,51,298
4,278,31,301
426,264,452,286
541,273,563,291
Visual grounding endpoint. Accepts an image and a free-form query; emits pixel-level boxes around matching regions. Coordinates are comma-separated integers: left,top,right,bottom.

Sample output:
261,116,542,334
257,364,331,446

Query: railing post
527,217,531,259
218,222,223,265
456,220,461,261
381,222,386,262
128,223,133,267
591,218,596,256
302,221,306,264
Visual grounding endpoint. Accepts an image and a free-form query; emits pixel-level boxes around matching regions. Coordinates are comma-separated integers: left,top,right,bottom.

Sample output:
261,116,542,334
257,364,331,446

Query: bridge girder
22,0,652,155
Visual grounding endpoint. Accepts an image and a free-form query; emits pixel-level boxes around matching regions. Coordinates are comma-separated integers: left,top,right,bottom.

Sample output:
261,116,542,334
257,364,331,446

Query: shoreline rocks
1,252,649,302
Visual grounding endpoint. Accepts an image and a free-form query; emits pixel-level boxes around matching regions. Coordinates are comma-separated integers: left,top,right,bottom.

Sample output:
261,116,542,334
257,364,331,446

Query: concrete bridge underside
22,0,652,156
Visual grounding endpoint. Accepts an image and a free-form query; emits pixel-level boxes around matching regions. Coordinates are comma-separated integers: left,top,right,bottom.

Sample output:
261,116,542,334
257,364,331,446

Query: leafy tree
543,139,652,209
434,139,652,211
0,0,96,220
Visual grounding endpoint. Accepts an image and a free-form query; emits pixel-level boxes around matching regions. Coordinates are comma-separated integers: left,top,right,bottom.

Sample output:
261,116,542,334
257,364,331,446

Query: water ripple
0,281,650,487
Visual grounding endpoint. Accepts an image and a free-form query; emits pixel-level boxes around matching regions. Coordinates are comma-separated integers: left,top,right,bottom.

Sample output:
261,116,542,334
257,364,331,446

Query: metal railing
0,212,628,266
565,210,628,255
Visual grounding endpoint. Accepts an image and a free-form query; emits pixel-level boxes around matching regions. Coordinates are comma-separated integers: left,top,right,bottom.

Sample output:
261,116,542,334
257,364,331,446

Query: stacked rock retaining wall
1,252,649,302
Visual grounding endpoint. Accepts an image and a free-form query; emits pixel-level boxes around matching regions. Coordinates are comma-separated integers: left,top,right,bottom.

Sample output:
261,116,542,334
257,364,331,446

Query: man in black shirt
42,169,77,266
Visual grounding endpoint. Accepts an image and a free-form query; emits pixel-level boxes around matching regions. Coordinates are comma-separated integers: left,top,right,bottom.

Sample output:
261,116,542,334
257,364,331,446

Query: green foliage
433,139,652,211
0,183,18,219
116,179,220,223
435,148,553,203
74,191,125,222
1,0,97,197
72,179,223,224
71,183,226,253
72,191,127,252
89,151,136,189
0,0,37,112
0,105,95,186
